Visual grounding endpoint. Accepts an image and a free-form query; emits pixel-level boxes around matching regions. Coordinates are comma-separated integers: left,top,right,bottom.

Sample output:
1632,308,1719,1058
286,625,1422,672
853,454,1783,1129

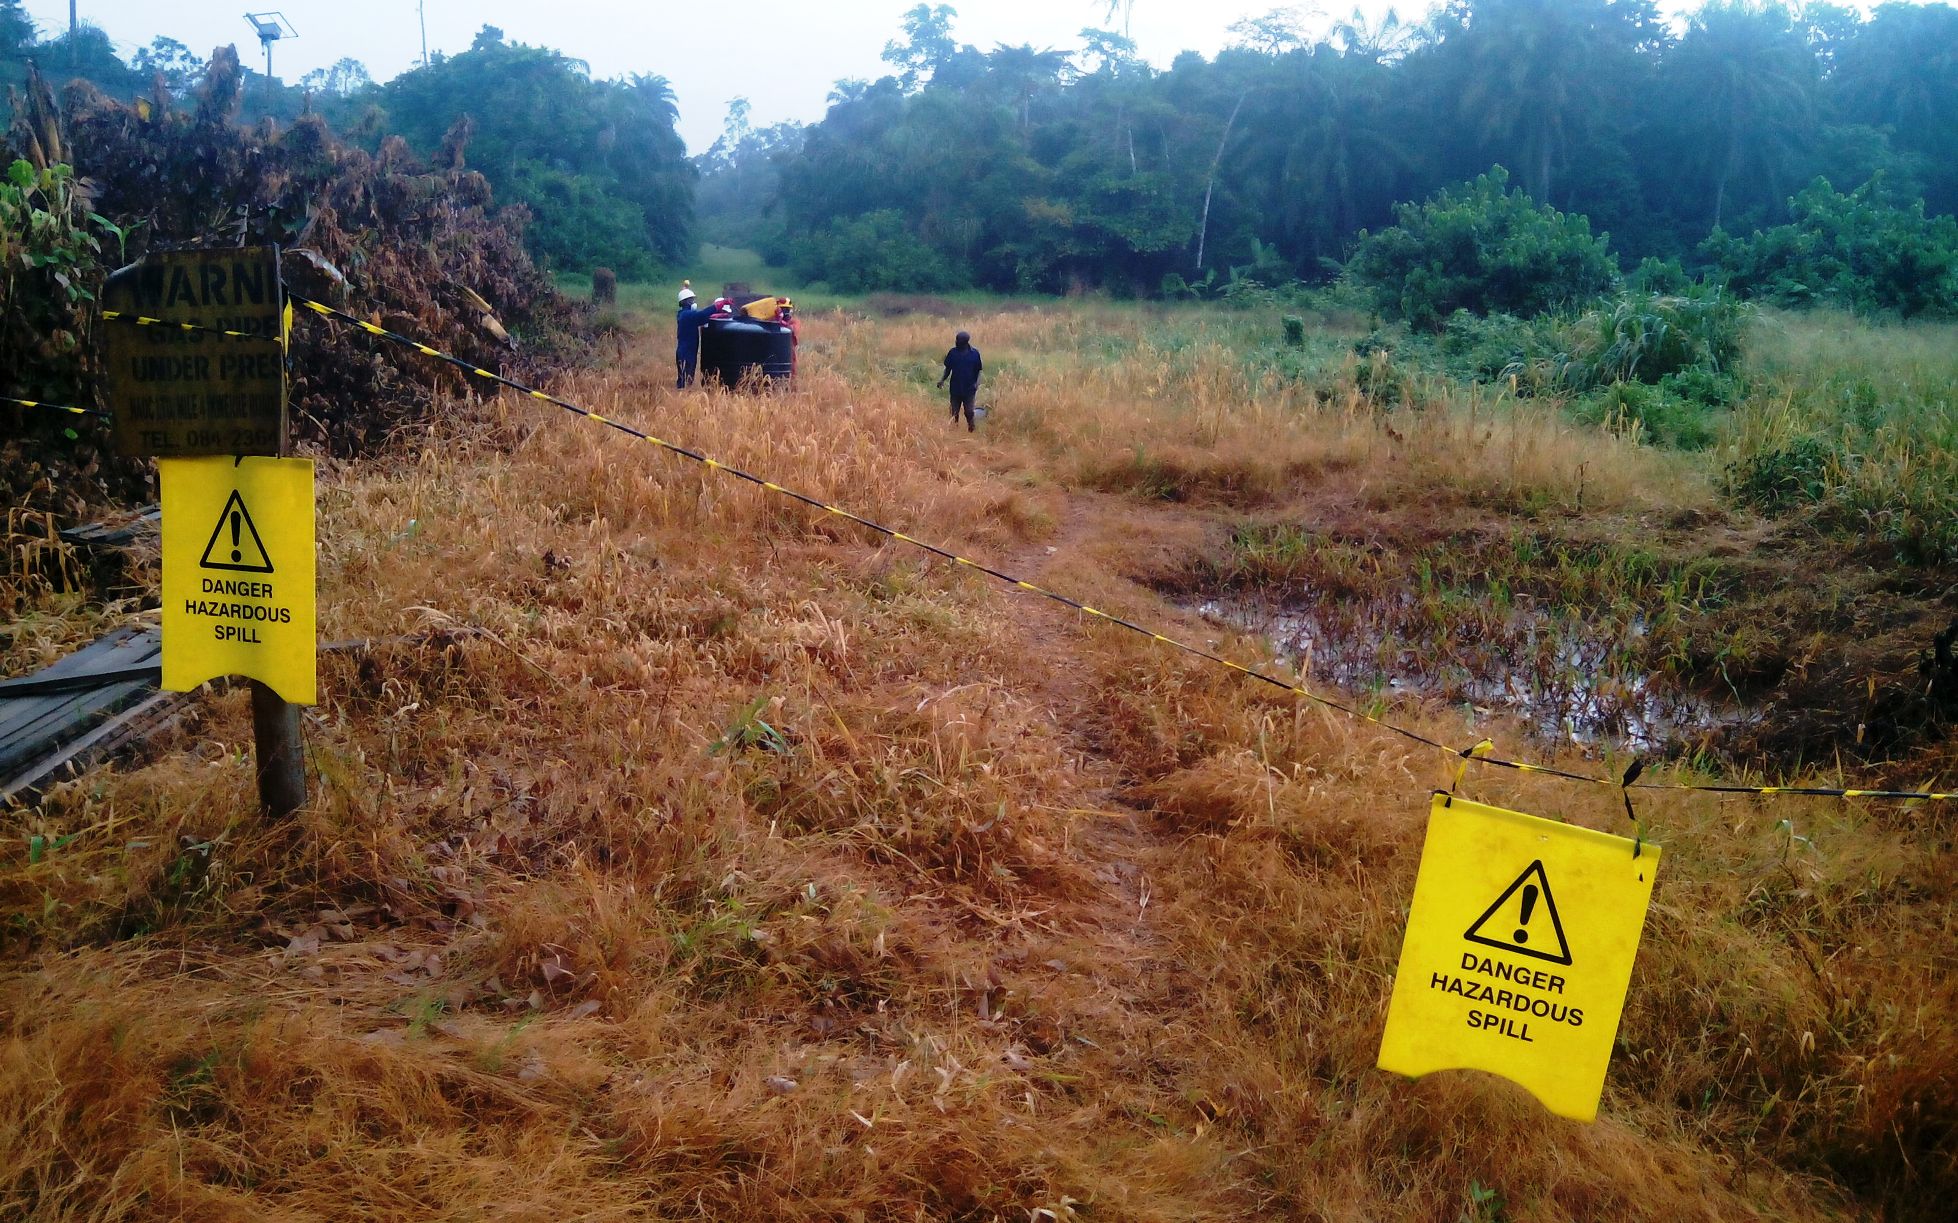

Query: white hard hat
678,279,695,304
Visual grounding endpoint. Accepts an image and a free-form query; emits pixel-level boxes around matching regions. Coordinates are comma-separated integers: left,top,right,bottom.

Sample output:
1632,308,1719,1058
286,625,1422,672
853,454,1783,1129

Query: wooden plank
0,693,64,745
0,627,164,777
11,626,154,680
0,629,405,801
0,679,156,775
0,633,159,734
0,690,189,804
0,665,163,698
60,506,161,548
0,628,161,700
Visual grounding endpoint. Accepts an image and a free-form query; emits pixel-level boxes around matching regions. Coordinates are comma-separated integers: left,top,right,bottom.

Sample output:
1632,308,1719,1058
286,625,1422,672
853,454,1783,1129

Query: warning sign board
160,456,316,704
103,247,286,458
1377,794,1660,1122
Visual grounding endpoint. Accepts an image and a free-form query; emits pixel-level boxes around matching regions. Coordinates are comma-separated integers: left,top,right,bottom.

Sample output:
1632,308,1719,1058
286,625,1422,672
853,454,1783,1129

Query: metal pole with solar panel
243,12,297,107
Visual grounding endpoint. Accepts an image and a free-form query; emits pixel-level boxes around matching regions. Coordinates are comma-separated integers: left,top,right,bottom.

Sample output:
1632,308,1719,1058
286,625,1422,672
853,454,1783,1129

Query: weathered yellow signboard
1377,794,1660,1122
103,247,286,458
159,457,316,704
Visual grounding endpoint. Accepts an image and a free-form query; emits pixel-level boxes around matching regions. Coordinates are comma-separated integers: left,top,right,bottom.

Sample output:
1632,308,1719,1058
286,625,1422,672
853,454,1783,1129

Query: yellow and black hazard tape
1642,781,1955,800
283,300,1518,755
3,395,108,419
271,297,1945,806
294,298,600,420
100,309,276,340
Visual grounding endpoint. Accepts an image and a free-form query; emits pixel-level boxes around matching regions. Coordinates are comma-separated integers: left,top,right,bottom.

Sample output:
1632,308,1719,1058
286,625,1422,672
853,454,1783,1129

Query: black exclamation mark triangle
198,490,274,573
1464,860,1572,965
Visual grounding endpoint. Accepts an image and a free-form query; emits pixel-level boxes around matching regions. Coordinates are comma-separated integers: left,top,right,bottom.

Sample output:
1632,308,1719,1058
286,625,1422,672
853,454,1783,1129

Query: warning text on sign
186,575,295,641
1429,953,1580,1042
104,248,287,458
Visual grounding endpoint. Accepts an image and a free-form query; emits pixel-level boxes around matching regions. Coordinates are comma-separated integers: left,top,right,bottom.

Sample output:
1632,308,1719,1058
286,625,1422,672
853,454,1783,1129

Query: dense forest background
4,0,1957,303
743,0,1958,299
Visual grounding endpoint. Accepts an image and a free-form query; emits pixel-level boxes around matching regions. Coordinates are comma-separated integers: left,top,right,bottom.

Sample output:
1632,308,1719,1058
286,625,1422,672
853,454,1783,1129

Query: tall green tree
28,23,141,95
1830,2,1958,216
0,1,36,86
297,57,372,99
1235,43,1400,268
131,38,205,94
1663,2,1818,233
694,99,804,253
379,26,694,269
883,4,964,90
1438,0,1663,205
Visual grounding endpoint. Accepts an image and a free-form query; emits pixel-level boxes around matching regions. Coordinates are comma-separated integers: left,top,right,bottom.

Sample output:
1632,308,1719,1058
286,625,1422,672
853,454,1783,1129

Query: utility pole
68,0,77,69
418,1,429,67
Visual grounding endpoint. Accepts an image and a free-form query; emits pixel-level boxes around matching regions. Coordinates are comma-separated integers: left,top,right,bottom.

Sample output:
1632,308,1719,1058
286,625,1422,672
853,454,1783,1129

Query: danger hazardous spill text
1428,953,1583,1043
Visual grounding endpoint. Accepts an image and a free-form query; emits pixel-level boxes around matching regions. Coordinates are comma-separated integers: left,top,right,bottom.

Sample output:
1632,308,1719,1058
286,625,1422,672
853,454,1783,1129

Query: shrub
1436,310,1561,384
1626,256,1692,295
1725,436,1841,512
0,159,115,399
1703,178,1958,318
1555,288,1747,391
1344,167,1618,329
791,210,964,293
1161,269,1218,300
1229,237,1295,293
1,157,133,512
1571,380,1721,450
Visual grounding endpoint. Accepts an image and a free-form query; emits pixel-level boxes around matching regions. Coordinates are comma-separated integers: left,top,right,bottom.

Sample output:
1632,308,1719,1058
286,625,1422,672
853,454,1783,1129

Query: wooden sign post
104,247,309,816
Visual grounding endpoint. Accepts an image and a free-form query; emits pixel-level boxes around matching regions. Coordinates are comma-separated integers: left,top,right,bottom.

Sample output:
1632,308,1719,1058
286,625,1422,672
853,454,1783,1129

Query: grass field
4,289,1956,1219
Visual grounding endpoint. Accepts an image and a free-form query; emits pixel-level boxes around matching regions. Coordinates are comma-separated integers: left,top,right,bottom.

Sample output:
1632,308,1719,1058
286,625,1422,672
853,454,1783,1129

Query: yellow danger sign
159,456,316,704
1377,794,1660,1122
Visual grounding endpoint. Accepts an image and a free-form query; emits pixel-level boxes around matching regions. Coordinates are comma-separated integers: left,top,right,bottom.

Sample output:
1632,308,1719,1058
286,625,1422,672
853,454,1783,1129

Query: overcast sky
18,2,1915,153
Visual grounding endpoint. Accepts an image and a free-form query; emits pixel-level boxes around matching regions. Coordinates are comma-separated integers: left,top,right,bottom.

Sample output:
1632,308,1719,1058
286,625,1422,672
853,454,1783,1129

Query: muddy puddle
1189,588,1763,757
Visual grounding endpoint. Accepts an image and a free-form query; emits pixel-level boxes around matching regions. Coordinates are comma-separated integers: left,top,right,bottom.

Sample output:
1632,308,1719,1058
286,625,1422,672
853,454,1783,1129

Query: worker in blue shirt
937,330,983,431
674,281,718,388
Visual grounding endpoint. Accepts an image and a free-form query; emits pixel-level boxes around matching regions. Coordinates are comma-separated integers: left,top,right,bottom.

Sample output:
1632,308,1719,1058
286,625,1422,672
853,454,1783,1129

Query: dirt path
978,489,1194,1014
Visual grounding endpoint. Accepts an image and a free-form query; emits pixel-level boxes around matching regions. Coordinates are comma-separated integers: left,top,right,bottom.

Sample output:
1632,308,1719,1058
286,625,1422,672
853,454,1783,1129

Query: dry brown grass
2,300,1951,1220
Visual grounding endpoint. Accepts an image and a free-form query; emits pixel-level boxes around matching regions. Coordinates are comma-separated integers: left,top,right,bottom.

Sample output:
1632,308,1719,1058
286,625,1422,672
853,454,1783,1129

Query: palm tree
627,73,679,125
1449,0,1654,203
1231,45,1399,265
1831,3,1958,136
1333,6,1417,62
1663,3,1816,232
1831,0,1958,214
1097,1,1138,39
986,44,1075,136
1291,51,1402,253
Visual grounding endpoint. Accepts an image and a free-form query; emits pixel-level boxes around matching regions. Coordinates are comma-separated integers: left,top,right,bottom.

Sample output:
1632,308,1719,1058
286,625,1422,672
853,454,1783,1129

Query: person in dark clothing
937,330,983,431
674,282,719,388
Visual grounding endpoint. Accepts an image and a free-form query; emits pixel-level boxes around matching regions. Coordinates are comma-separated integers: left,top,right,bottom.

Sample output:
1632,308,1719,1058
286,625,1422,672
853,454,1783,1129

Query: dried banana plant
3,47,592,511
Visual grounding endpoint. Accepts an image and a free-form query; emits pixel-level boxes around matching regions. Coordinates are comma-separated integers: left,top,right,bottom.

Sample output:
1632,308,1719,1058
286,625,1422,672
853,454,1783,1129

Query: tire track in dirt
987,491,1183,1001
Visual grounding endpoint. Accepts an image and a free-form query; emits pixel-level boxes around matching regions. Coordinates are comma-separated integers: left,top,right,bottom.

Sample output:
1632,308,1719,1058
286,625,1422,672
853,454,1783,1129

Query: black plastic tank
699,317,795,389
